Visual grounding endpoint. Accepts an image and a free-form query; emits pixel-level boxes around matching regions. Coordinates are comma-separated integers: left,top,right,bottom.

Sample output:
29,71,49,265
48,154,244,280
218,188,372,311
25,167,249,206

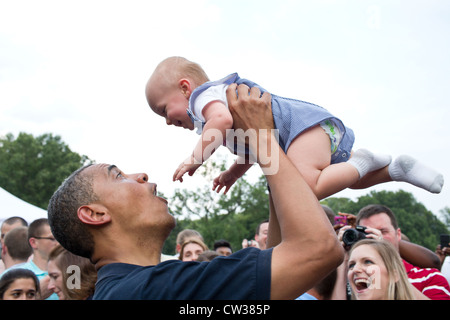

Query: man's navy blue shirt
93,247,272,300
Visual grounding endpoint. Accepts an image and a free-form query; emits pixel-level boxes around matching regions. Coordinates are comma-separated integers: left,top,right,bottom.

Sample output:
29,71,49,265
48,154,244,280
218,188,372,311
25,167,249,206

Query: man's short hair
47,165,96,259
213,239,232,251
28,218,50,239
321,205,336,225
4,226,32,261
1,216,28,241
1,216,28,228
356,204,399,229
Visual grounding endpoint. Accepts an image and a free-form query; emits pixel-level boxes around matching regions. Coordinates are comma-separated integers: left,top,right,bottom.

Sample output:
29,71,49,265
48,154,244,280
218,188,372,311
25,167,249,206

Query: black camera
342,226,368,247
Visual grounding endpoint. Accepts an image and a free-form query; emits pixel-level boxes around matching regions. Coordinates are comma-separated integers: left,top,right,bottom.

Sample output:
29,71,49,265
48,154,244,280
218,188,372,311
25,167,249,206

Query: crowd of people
0,217,96,300
0,208,449,300
0,82,448,300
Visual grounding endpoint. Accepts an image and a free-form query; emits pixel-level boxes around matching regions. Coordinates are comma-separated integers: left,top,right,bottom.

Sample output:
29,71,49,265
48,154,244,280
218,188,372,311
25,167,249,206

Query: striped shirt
403,260,450,300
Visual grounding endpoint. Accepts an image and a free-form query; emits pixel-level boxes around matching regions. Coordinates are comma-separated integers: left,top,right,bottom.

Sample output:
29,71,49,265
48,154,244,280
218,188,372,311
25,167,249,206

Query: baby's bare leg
286,126,360,200
286,125,443,197
350,166,392,189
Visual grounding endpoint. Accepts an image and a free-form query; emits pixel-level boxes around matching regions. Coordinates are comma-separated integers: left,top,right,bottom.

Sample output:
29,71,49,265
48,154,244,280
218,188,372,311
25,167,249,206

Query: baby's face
147,83,194,130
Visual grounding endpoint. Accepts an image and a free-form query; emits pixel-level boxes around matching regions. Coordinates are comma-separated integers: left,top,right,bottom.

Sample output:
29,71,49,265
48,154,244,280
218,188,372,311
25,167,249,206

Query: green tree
0,132,92,209
164,158,269,254
439,207,450,230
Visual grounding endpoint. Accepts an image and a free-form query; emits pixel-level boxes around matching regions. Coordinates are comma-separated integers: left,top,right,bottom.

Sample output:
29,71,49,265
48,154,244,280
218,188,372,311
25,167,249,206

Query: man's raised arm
227,83,344,299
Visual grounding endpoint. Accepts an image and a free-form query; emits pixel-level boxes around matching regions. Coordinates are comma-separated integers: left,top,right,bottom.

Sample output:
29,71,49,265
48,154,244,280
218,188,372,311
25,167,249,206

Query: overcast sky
1,0,449,218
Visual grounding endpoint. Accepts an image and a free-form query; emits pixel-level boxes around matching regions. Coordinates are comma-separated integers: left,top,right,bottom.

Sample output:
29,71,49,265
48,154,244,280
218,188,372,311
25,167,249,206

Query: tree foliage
168,162,450,254
0,132,92,209
439,207,450,230
2,131,447,253
167,159,449,253
164,159,269,254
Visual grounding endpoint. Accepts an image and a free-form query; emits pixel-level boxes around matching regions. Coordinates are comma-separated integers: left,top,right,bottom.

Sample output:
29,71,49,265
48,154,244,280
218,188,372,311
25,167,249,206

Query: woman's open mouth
354,278,371,292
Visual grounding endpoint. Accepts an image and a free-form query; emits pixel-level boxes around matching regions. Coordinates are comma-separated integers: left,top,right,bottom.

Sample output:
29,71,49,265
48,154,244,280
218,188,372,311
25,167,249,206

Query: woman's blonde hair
349,239,415,300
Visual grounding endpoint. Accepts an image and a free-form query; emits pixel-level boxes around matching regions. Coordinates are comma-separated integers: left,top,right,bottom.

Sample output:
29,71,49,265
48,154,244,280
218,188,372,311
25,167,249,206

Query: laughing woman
347,239,427,300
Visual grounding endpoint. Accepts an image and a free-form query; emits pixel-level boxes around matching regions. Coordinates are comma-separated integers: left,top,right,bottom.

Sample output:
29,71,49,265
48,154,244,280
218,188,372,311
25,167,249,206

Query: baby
145,56,443,199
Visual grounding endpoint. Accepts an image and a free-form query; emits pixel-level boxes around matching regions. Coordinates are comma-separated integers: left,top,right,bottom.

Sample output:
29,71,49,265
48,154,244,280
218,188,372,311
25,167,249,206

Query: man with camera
335,204,450,300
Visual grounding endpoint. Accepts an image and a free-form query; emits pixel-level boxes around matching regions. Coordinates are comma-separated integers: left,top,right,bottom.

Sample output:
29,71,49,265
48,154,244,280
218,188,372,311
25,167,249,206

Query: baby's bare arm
173,102,233,182
192,101,233,163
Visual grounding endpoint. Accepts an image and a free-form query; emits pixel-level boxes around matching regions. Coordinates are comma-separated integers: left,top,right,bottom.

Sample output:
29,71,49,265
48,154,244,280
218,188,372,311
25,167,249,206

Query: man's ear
179,79,192,99
28,237,38,249
77,205,111,226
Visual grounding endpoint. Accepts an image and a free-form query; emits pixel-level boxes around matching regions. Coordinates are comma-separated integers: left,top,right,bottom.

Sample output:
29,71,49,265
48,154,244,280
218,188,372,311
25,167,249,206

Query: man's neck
4,257,27,269
92,243,162,270
32,253,48,271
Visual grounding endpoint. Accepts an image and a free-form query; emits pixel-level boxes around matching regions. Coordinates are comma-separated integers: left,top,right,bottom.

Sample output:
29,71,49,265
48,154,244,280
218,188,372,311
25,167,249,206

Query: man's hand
338,225,383,251
226,83,273,132
436,244,450,265
226,84,275,166
242,239,259,249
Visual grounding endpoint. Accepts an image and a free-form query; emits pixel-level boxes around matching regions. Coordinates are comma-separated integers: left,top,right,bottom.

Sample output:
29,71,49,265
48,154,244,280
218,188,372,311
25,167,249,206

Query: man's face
358,213,401,250
87,164,175,238
255,222,269,250
33,224,58,258
216,246,232,256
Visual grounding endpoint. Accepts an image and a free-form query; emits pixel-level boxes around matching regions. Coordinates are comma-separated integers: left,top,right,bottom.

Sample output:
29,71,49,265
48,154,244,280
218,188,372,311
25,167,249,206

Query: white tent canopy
0,186,47,224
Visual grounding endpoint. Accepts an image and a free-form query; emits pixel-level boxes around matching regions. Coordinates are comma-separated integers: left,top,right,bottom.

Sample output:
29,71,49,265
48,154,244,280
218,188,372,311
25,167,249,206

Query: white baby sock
388,155,444,194
347,149,392,178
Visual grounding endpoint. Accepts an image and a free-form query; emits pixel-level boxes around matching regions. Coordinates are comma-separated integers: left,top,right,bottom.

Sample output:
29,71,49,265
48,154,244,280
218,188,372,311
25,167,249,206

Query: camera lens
342,229,358,246
342,226,367,247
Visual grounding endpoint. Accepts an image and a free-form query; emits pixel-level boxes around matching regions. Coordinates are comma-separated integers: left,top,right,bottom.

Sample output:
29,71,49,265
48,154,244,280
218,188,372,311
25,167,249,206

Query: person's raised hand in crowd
242,239,259,249
436,243,450,267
